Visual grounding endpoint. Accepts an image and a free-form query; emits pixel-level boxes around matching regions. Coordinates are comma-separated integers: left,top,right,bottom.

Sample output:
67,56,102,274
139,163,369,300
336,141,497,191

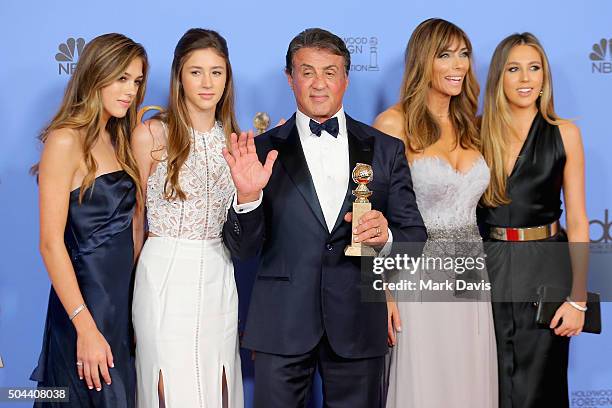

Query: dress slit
157,369,166,408
221,364,229,408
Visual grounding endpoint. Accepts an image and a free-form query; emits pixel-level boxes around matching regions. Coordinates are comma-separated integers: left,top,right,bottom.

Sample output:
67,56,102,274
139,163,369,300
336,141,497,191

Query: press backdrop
1,1,611,406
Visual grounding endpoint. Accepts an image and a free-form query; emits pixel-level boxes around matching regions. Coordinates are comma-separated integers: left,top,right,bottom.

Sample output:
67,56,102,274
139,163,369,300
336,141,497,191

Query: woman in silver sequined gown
374,19,498,407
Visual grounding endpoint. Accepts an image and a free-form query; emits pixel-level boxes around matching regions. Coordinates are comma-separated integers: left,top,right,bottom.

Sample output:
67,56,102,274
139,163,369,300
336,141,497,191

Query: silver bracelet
69,303,87,321
566,297,588,312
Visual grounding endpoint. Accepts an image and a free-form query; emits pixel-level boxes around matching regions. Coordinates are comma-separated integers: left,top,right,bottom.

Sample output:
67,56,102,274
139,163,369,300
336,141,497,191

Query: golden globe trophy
253,112,270,135
345,163,377,257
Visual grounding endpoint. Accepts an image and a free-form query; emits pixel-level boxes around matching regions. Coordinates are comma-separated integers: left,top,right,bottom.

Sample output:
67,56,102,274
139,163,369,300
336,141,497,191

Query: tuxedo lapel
330,115,375,235
272,116,327,232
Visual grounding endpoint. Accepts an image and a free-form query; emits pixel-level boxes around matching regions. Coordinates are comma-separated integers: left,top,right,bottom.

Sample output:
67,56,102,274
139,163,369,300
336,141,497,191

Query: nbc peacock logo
590,38,612,74
55,37,86,75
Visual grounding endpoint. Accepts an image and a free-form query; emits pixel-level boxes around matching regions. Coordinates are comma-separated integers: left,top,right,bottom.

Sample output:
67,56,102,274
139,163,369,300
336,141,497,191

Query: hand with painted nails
76,324,114,391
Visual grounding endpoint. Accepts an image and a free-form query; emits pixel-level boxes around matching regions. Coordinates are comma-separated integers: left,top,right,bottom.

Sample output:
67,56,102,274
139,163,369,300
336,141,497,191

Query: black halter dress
479,112,572,408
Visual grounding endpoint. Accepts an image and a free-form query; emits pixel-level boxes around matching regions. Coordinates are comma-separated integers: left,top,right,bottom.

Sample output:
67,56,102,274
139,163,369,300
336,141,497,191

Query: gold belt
489,220,559,241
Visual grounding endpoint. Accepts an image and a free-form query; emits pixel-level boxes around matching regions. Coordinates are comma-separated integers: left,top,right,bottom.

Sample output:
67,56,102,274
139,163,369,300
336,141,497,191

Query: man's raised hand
222,130,278,203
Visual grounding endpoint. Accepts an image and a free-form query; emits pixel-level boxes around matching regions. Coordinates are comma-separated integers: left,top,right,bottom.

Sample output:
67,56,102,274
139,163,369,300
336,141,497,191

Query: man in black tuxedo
222,28,426,408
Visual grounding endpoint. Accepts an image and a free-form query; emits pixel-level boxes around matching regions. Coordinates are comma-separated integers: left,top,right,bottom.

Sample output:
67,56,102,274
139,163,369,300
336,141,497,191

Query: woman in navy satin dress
30,33,148,407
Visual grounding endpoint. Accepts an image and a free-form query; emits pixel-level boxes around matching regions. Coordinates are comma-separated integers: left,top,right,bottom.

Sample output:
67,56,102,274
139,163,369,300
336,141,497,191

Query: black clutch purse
535,286,602,334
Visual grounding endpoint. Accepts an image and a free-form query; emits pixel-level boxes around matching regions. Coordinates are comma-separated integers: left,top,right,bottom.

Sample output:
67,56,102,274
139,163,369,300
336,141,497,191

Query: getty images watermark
370,253,491,293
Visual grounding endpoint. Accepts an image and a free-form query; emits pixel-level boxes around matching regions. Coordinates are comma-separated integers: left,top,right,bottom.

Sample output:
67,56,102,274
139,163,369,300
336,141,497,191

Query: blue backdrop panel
1,0,611,406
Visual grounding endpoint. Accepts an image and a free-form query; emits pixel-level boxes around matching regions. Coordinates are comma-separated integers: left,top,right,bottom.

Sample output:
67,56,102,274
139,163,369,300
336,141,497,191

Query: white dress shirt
295,108,349,231
233,108,392,254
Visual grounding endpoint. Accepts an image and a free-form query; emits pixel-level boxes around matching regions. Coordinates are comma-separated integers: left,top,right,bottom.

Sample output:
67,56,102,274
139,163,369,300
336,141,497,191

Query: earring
539,89,543,96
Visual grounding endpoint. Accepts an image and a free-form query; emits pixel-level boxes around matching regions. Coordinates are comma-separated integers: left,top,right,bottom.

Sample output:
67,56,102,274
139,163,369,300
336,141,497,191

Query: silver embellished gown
385,156,498,408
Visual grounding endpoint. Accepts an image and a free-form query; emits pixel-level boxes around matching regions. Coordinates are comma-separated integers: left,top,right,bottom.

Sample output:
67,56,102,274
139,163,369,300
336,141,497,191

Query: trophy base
345,201,378,257
345,244,377,257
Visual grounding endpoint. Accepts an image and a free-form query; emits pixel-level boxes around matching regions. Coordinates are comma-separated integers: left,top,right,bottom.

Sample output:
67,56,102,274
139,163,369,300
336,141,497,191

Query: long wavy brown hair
480,32,562,207
34,33,148,204
160,28,240,201
399,18,480,152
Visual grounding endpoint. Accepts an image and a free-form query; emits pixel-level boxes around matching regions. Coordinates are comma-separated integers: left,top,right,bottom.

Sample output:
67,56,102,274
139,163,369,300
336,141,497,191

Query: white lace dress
385,156,498,408
132,122,243,408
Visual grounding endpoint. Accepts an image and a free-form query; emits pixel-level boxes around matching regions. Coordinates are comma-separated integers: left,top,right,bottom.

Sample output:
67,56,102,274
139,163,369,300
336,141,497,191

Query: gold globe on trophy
352,164,374,203
253,112,270,135
345,163,377,256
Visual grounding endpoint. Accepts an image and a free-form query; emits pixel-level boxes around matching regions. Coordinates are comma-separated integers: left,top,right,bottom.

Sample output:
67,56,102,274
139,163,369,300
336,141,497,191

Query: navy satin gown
31,170,136,407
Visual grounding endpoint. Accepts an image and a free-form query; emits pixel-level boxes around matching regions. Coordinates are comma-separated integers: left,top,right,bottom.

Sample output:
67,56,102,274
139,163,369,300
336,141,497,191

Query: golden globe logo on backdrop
55,37,86,75
590,38,612,73
343,35,380,72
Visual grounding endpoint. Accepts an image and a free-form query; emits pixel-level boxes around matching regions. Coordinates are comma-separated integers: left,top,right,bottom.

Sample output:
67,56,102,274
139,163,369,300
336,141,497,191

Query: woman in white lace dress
131,29,243,408
374,19,498,407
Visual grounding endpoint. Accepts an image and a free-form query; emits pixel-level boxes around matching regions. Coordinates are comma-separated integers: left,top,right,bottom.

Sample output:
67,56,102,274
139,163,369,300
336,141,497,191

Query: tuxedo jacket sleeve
376,126,428,249
223,201,265,261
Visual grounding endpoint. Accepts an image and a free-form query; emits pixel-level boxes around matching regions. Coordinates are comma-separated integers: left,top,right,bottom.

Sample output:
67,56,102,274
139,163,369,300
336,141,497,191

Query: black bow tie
309,117,339,138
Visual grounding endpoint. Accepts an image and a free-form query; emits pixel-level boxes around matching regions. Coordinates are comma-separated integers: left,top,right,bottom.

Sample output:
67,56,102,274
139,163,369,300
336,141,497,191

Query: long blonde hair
35,33,148,204
400,18,480,152
160,28,240,201
480,32,562,207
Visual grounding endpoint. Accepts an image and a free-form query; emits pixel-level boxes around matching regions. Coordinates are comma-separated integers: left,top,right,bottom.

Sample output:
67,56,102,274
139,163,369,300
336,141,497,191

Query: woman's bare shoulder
373,104,405,140
133,118,166,148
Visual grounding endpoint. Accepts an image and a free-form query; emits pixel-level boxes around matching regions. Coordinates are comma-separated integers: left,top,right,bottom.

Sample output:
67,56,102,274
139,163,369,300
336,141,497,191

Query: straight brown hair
160,28,240,201
399,18,480,153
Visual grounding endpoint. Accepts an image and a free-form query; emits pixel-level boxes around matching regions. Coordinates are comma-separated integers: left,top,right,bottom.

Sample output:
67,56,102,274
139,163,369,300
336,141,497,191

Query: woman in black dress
31,33,148,407
479,33,589,408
